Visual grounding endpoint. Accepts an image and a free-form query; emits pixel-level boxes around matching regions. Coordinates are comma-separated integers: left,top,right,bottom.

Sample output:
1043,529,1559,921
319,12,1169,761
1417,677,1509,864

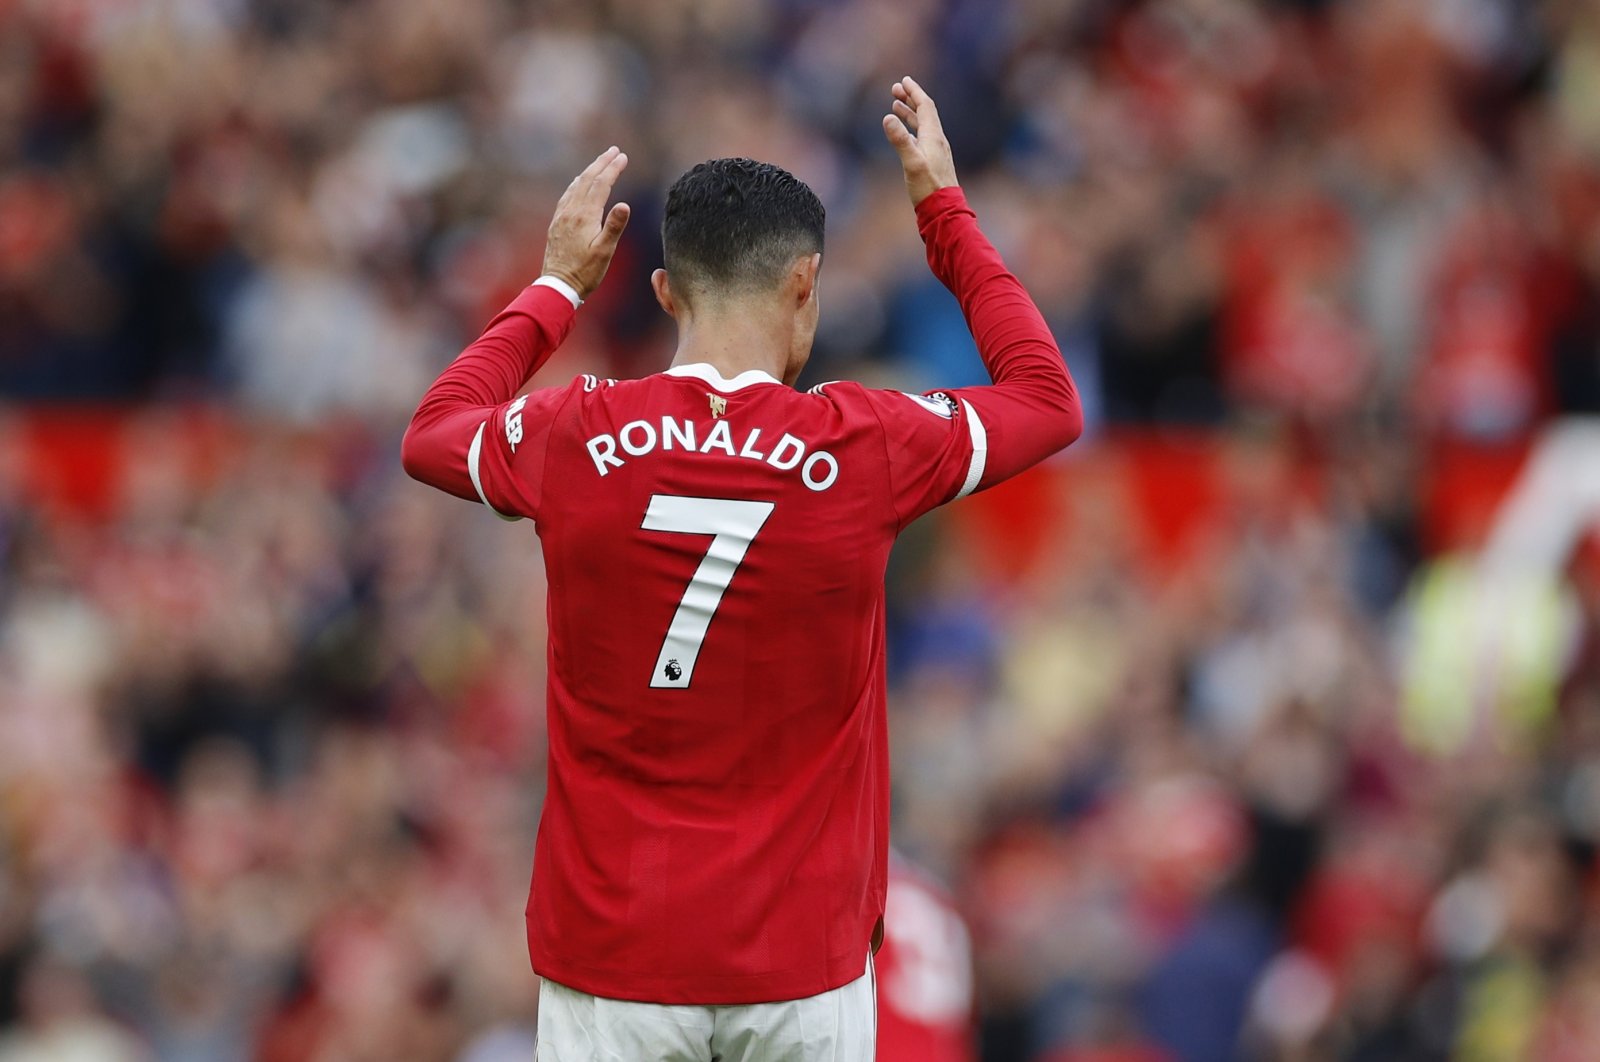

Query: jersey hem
529,946,872,1007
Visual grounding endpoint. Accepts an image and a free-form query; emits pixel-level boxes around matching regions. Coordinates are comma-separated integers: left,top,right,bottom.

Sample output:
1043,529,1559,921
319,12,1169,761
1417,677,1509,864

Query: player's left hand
542,146,632,300
883,77,958,208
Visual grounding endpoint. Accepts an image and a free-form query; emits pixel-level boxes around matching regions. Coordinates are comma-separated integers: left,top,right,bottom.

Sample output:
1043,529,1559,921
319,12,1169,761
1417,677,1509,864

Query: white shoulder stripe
467,422,522,522
954,400,987,499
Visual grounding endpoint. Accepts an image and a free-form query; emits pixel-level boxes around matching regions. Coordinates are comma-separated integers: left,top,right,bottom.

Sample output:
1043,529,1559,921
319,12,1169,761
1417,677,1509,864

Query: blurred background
3,0,1600,1059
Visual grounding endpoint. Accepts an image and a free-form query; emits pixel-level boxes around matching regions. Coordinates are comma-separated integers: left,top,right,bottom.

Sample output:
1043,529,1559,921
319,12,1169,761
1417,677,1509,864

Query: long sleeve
914,186,1083,479
838,187,1083,527
400,282,580,516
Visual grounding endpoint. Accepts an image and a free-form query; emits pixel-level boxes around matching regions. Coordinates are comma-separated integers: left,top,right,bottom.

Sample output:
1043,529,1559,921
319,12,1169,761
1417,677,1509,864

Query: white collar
663,363,784,391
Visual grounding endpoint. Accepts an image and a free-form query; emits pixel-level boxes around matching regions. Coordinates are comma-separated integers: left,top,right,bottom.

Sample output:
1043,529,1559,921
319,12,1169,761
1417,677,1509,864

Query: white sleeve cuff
532,275,583,308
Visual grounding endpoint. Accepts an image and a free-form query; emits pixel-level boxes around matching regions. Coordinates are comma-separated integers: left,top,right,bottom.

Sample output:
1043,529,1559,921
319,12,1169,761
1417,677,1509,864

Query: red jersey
402,187,1081,1005
877,856,978,1062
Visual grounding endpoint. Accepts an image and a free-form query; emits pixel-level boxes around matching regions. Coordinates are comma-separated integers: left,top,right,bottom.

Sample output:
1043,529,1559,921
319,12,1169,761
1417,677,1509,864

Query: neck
668,303,792,384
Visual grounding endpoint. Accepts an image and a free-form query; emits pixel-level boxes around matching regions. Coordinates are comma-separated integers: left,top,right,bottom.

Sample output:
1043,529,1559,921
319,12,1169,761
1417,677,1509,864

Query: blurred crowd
3,0,1600,1059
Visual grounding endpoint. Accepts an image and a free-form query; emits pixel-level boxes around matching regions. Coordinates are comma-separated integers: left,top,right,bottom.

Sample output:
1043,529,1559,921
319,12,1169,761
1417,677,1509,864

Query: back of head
662,158,825,306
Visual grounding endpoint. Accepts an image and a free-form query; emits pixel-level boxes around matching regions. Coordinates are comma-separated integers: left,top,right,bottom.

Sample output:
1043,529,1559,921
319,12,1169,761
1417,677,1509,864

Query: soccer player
877,853,978,1062
401,77,1082,1060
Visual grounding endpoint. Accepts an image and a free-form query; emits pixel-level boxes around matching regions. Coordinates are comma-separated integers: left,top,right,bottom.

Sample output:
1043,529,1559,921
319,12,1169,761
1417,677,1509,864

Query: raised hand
542,146,632,300
882,76,959,208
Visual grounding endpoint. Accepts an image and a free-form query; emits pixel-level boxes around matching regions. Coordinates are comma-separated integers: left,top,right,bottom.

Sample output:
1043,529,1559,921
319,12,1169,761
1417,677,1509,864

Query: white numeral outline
642,495,775,689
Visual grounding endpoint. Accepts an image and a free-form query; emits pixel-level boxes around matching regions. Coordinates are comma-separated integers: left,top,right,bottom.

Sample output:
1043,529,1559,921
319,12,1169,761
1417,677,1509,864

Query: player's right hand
882,76,959,208
542,146,632,300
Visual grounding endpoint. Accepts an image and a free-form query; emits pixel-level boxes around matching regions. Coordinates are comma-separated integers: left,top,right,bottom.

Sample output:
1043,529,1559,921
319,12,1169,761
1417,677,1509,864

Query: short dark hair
662,158,825,302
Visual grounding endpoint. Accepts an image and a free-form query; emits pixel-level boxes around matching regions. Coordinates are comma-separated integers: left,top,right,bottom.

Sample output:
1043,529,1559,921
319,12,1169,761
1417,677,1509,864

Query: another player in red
402,77,1082,1060
877,854,979,1062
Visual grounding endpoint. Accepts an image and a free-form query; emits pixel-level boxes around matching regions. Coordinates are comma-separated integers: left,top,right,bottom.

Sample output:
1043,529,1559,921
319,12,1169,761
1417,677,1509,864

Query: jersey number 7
642,495,775,689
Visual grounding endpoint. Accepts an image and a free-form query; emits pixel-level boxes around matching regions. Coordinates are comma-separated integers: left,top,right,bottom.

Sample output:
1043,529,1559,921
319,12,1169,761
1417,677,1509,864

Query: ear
651,269,679,319
794,253,822,307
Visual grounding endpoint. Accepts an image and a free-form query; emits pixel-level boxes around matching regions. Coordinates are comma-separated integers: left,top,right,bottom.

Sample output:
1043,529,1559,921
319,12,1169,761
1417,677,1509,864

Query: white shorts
534,963,875,1062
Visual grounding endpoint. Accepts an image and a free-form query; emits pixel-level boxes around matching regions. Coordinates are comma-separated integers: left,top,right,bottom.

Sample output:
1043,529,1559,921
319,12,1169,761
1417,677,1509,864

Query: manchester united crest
708,393,728,418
